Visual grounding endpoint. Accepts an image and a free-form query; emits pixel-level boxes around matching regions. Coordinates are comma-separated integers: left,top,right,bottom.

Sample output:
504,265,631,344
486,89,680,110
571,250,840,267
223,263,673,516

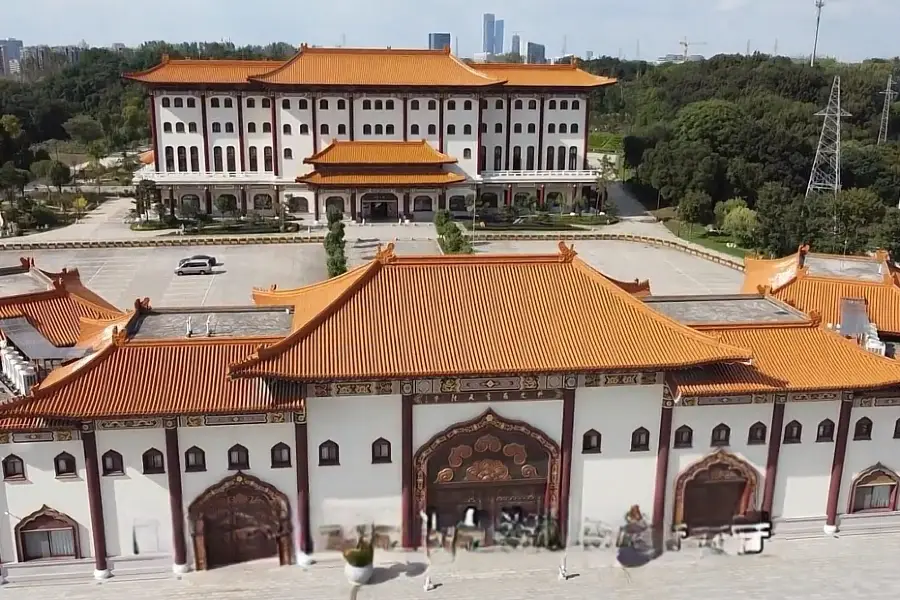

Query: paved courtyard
2,534,898,598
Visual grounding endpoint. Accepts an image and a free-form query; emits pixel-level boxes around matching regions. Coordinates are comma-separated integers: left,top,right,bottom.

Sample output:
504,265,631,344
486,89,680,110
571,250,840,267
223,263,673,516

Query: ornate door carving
674,451,759,531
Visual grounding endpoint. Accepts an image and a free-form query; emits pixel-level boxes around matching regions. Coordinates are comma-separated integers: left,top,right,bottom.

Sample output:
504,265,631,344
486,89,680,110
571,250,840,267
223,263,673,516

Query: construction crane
679,37,707,62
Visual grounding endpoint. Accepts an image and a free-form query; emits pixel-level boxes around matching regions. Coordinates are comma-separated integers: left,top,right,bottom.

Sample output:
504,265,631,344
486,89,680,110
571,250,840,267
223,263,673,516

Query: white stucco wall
406,95,441,149
277,95,315,179
0,439,94,562
838,405,900,515
664,403,772,528
177,423,298,563
307,395,403,535
315,96,351,148
569,386,661,540
206,94,240,173
156,93,205,173
773,401,841,520
543,95,587,170
443,95,479,176
354,96,403,141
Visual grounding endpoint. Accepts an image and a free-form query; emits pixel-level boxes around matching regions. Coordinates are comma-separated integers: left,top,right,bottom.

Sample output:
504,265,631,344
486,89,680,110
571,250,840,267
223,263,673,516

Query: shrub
434,209,451,230
343,545,374,568
30,206,59,228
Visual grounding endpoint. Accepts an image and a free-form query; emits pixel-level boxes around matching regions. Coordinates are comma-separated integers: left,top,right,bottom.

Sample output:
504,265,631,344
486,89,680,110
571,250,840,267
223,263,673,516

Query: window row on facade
2,451,78,480
581,428,651,453
478,145,581,171
317,438,391,466
162,122,197,134
580,417,900,454
163,146,201,172
163,97,582,112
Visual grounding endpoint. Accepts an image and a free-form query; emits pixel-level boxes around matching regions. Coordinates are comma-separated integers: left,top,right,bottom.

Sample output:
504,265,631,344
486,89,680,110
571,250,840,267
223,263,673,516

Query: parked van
175,260,213,276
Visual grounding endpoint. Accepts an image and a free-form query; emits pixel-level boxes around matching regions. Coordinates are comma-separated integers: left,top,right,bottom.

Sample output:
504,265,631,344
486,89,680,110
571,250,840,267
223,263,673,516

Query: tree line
580,53,900,258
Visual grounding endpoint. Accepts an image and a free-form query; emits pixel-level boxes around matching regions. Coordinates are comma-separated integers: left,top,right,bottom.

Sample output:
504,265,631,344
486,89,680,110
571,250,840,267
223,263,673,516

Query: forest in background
2,43,900,258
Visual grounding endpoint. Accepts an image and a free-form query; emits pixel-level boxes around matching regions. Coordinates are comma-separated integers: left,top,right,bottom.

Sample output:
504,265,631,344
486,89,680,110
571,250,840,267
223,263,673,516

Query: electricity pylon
806,76,851,199
811,0,825,67
877,74,896,145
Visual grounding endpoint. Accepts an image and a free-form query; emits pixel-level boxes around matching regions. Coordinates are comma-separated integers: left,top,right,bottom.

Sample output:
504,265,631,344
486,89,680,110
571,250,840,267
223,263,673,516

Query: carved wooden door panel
683,480,746,529
204,508,238,568
232,507,277,563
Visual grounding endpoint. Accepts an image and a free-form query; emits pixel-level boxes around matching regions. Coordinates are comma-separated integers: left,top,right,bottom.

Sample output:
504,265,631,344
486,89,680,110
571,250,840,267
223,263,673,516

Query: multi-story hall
2,245,900,579
127,45,616,222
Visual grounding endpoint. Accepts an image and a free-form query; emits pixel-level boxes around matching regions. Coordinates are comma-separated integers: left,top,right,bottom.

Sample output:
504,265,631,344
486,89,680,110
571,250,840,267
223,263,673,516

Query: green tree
874,207,900,261
134,179,159,219
677,189,714,234
86,140,108,191
49,161,71,194
754,182,806,257
63,115,104,147
326,246,347,278
722,206,759,248
214,194,237,219
0,115,23,139
806,188,886,255
73,195,89,219
713,197,747,229
29,159,54,202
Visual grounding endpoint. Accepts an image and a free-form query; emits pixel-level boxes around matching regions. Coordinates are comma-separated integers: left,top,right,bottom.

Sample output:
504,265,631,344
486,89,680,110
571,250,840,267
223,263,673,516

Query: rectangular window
226,147,236,172
189,147,200,172
248,147,258,172
213,147,223,172
264,146,273,172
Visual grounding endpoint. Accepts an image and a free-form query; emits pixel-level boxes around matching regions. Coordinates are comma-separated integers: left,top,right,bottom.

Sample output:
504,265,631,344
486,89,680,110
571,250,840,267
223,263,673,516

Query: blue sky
6,0,899,61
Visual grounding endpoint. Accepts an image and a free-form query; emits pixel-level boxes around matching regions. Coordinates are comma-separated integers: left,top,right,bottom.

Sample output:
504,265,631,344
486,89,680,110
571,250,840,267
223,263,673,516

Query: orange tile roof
138,150,154,165
0,417,77,432
0,262,123,347
231,242,750,381
743,247,900,335
671,321,900,397
1,337,303,420
124,56,284,84
250,45,502,87
609,277,651,298
296,170,466,187
305,141,456,165
471,62,616,88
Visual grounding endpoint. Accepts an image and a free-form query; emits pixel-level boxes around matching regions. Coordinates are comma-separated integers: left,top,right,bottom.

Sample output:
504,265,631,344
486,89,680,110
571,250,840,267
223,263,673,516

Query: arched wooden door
188,473,293,569
414,409,561,545
674,451,759,531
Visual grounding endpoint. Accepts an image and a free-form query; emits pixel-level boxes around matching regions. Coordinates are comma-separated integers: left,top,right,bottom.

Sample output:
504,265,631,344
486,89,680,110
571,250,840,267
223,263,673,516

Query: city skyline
5,0,899,61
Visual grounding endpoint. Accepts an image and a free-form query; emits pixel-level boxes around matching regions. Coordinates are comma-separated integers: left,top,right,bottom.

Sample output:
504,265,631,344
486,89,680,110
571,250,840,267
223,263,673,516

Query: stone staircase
2,554,174,588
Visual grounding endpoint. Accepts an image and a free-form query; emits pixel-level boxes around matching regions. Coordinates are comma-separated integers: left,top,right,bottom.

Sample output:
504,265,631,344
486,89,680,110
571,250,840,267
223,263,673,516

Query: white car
175,260,213,276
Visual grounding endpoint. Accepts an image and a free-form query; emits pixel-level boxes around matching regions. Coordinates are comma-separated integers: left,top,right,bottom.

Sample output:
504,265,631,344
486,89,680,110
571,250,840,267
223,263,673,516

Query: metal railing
480,170,600,183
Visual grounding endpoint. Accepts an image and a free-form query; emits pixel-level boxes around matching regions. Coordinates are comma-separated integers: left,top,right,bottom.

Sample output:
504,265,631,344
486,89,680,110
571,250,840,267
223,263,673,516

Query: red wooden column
311,95,319,153
438,95,445,153
236,93,246,172
81,424,110,579
402,97,408,142
400,395,414,548
761,399,786,515
270,95,280,177
824,393,853,533
504,94,512,170
537,95,545,170
164,420,188,573
200,94,211,172
651,397,674,552
348,95,355,141
537,185,545,207
505,185,512,206
582,95,591,170
294,412,314,560
558,389,575,544
476,98,484,173
149,92,161,172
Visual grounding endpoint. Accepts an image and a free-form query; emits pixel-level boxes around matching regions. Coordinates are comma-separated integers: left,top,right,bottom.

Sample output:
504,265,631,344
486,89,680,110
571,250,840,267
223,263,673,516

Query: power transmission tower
811,0,825,67
878,74,896,145
807,76,851,199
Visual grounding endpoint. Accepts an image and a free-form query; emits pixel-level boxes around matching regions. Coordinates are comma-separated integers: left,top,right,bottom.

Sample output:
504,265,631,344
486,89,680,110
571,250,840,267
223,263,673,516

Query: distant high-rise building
585,50,594,60
428,33,451,51
493,19,504,54
511,34,521,56
526,42,546,64
482,13,495,54
0,39,23,62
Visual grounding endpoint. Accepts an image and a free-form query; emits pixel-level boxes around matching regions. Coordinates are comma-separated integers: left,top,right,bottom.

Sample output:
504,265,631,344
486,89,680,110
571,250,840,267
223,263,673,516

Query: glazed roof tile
124,57,284,84
251,46,501,87
296,171,466,187
2,338,304,420
232,243,750,381
0,417,77,431
305,141,456,165
742,247,900,335
470,62,616,88
670,322,900,397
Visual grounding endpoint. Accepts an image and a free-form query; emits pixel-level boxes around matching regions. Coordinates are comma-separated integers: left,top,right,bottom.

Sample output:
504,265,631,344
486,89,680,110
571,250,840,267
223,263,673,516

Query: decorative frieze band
412,388,565,405
580,372,661,387
855,396,900,407
179,412,290,428
0,430,78,444
678,391,851,407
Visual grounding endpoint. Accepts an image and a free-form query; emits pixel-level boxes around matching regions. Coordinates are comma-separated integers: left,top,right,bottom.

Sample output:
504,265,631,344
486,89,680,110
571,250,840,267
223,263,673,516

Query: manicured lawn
553,214,619,226
461,220,575,231
663,220,749,258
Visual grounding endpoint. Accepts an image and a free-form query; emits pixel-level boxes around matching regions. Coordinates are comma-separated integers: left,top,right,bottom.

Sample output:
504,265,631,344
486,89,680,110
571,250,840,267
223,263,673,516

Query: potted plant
343,524,375,585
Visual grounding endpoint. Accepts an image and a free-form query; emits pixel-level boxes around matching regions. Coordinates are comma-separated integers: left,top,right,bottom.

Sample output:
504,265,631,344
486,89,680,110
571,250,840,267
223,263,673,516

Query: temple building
743,246,900,356
126,45,615,222
2,245,900,580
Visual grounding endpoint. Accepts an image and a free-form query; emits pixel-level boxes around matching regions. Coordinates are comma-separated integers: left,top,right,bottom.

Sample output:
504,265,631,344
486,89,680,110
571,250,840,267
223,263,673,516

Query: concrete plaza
1,533,897,598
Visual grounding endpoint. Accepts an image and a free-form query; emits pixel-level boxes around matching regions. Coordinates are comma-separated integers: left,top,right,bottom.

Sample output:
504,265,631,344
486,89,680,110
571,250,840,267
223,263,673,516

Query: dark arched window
568,146,578,170
189,147,200,172
526,146,535,169
372,438,391,464
164,146,175,171
212,147,223,172
548,100,557,109
410,99,419,110
447,124,456,135
163,122,172,133
447,100,456,110
283,123,292,135
428,100,437,110
338,99,347,110
263,146,273,172
894,418,900,439
528,123,536,133
711,423,730,447
854,417,873,441
161,97,171,108
225,147,236,171
262,122,272,133
560,123,568,134
513,123,522,133
142,448,165,474
282,98,291,109
338,124,347,135
2,454,25,480
188,122,197,133
283,148,293,160
386,124,395,135
571,123,579,134
223,98,233,108
630,427,650,452
247,122,256,133
174,97,184,108
362,99,371,110
319,440,339,466
320,123,329,135
528,99,537,110
582,429,601,454
464,124,472,135
319,99,329,110
375,124,384,135
298,99,308,110
494,123,502,133
246,98,255,108
560,100,569,110
748,422,767,445
495,99,503,109
512,145,522,170
102,450,124,476
493,146,502,170
248,146,258,171
225,122,234,133
548,123,556,134
785,420,804,444
271,443,292,468
299,124,309,134
514,99,523,110
546,146,555,170
557,145,566,170
410,124,420,135
463,148,472,159
261,98,271,108
54,452,76,477
816,419,834,442
363,124,372,135
227,444,249,470
673,425,692,449
464,100,472,110
176,146,188,172
374,100,383,110
428,124,437,135
175,122,185,133
211,122,221,133
185,446,206,472
572,100,580,110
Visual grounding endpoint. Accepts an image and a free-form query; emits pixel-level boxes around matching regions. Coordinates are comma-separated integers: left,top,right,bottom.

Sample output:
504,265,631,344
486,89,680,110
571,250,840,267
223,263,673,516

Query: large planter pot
344,562,374,585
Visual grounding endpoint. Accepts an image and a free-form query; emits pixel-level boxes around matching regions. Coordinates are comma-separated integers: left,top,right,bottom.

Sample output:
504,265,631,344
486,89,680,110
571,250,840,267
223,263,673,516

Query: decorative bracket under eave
557,241,577,262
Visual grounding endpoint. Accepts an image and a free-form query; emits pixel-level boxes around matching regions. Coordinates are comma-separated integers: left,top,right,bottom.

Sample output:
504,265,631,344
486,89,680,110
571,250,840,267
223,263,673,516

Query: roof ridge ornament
133,297,151,312
809,310,822,327
375,242,397,264
557,241,577,262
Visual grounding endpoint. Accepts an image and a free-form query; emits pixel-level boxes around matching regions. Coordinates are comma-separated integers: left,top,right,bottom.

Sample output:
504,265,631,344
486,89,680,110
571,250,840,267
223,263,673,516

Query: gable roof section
743,247,900,335
251,45,502,87
1,336,303,420
124,56,284,84
471,62,616,88
304,140,456,165
670,321,900,397
0,260,123,347
231,242,750,381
